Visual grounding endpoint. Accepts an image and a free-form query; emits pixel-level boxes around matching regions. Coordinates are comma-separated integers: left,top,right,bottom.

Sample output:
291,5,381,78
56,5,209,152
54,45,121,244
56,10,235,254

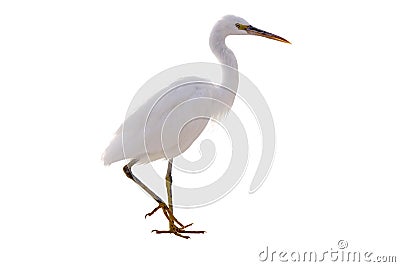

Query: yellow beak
246,25,291,44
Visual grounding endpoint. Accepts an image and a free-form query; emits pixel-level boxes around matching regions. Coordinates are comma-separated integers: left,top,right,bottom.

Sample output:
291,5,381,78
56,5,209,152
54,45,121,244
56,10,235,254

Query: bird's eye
235,23,240,29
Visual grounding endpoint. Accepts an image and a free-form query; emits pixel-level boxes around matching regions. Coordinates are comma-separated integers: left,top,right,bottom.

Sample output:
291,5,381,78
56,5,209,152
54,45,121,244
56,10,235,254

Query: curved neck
209,31,239,93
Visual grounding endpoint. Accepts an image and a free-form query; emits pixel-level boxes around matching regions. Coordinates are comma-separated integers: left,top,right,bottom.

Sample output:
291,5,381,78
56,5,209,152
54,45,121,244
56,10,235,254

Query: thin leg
123,159,164,204
152,159,205,238
165,159,174,229
123,159,205,239
123,160,186,228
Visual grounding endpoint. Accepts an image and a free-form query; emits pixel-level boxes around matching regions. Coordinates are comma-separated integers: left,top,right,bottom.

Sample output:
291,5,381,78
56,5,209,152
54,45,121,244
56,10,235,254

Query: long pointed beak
246,25,291,44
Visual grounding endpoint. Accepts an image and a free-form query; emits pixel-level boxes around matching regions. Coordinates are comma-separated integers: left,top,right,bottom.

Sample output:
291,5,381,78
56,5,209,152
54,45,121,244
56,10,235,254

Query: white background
0,0,399,266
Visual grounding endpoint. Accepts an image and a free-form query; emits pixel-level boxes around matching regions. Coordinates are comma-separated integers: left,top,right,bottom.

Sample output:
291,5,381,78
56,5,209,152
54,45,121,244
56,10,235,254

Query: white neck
209,29,239,96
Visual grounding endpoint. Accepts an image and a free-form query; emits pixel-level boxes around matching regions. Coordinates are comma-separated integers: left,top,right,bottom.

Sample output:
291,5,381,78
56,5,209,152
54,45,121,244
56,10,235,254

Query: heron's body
103,15,247,166
103,76,219,165
102,15,290,238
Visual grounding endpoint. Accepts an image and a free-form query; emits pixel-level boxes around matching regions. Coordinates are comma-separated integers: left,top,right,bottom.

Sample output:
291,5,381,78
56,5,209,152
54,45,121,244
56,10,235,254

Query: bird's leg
165,159,174,229
122,160,189,234
123,160,164,205
150,159,206,239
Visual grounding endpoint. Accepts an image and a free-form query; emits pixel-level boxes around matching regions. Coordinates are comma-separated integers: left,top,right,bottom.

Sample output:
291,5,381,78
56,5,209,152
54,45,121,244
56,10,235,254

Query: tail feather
102,133,124,166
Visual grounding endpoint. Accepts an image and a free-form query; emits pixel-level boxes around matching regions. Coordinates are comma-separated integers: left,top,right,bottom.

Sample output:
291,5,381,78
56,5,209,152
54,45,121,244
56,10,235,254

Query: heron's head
216,15,291,44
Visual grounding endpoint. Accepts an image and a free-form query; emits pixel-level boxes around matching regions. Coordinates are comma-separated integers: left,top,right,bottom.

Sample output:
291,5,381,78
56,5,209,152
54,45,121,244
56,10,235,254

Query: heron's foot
145,202,189,229
152,225,206,239
145,202,205,239
145,202,185,227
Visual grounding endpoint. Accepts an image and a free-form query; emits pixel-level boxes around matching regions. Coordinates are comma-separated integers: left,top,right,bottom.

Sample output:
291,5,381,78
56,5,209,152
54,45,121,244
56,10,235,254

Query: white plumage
102,15,290,167
102,76,219,165
101,15,290,239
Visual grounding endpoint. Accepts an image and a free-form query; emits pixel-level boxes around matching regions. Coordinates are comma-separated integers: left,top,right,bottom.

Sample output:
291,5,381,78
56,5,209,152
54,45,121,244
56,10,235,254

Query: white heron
102,15,290,238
